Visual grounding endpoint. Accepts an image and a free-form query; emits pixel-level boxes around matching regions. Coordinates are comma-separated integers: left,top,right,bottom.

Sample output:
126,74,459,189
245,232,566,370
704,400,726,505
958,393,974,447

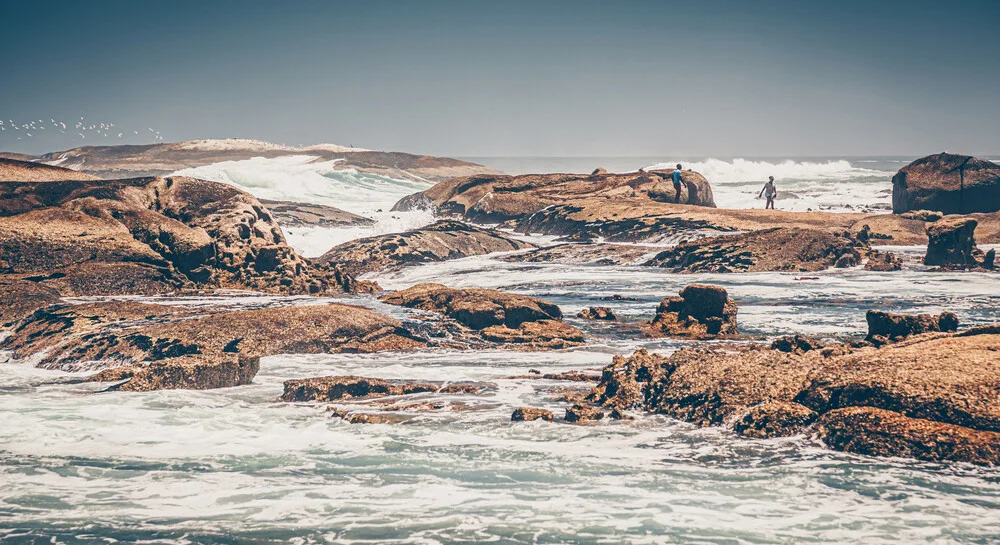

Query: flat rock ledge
379,283,584,349
281,375,485,402
318,220,533,276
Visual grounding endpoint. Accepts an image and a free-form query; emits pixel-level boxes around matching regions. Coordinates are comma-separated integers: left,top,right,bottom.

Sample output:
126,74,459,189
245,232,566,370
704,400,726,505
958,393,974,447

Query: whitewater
3,156,999,543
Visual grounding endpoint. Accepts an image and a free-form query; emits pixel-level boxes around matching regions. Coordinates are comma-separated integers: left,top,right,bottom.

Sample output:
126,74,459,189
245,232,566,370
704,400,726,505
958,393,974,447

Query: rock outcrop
892,153,1000,215
644,228,867,273
864,250,902,271
647,284,738,338
924,216,993,269
1,300,428,390
577,307,617,320
865,310,958,346
281,375,482,402
259,199,374,228
581,323,1000,465
318,220,533,276
500,242,658,266
0,157,101,182
379,283,584,349
511,407,555,422
0,176,361,295
392,169,716,224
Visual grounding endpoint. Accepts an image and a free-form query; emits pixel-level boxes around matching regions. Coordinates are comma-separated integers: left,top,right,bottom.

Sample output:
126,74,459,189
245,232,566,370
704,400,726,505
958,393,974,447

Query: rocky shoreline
2,150,1000,467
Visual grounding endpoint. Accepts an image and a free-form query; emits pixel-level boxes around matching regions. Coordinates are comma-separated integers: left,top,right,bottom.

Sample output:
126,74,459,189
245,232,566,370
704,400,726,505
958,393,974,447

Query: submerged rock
501,243,657,266
892,153,1000,215
645,228,866,273
864,250,903,271
281,375,482,402
318,220,533,276
576,306,617,320
565,404,605,423
258,199,374,228
647,284,738,338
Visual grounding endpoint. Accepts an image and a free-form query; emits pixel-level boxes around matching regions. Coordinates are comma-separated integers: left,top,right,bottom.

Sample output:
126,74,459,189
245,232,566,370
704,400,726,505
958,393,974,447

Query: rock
924,216,988,268
733,402,818,438
0,157,101,182
330,409,411,425
317,220,534,276
892,153,1000,215
770,335,824,354
379,283,584,348
585,349,669,410
647,284,738,338
645,228,866,273
565,404,605,423
865,310,958,346
393,169,716,225
591,168,608,175
0,280,61,327
89,355,260,392
258,199,374,228
815,406,1000,466
900,210,943,222
281,375,482,402
38,139,500,183
864,250,903,271
511,407,554,422
0,176,362,295
500,243,658,266
577,306,617,320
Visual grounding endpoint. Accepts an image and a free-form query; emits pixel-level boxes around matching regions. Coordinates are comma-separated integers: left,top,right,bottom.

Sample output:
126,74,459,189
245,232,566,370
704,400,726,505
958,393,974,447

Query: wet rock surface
511,407,555,422
379,283,584,348
892,153,1000,215
864,250,903,271
865,310,958,346
500,242,658,265
580,322,1000,465
576,306,617,320
281,375,484,402
318,220,533,276
644,228,867,273
647,284,738,338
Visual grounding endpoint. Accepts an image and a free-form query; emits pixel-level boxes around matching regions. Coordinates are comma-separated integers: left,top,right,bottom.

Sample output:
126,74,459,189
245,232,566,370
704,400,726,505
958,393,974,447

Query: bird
25,132,31,137
79,133,85,138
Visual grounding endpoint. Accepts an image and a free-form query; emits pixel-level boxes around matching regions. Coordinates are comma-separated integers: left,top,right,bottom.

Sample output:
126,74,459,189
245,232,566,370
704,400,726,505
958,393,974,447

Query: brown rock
258,199,374,228
576,306,617,320
892,153,1000,215
511,407,554,422
924,215,987,268
282,376,484,402
864,250,903,271
770,335,825,354
647,284,738,338
645,228,866,273
815,406,1000,466
565,404,605,423
317,220,533,276
585,349,670,410
502,243,658,266
89,355,260,392
864,310,957,345
0,157,100,182
733,402,818,438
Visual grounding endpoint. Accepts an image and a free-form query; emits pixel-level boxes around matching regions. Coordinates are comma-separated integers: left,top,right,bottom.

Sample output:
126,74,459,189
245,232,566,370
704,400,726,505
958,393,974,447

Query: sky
1,0,998,158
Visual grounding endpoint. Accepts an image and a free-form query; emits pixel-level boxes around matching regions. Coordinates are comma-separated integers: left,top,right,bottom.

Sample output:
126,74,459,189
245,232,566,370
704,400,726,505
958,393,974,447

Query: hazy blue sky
1,0,998,157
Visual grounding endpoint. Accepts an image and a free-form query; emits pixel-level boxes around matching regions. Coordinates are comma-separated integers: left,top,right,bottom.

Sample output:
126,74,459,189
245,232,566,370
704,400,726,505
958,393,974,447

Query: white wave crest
646,158,890,183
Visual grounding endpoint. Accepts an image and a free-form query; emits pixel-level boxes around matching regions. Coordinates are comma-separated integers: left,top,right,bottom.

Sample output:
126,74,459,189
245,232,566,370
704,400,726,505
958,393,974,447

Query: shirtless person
758,176,777,209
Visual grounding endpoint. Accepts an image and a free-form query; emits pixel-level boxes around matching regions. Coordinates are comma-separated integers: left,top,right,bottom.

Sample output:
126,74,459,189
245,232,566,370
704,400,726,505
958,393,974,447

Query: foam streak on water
3,250,1000,543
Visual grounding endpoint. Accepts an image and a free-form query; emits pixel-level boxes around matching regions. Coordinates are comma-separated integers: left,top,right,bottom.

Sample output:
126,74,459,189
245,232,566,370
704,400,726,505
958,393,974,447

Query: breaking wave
646,157,891,183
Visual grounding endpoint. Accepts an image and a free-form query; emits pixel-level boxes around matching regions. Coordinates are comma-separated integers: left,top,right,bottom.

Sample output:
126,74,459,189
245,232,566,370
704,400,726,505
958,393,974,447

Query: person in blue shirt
672,164,683,203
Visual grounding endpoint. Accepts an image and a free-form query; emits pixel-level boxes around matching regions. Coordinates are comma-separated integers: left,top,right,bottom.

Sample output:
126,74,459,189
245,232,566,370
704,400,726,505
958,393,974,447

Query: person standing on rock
672,164,684,203
758,176,777,209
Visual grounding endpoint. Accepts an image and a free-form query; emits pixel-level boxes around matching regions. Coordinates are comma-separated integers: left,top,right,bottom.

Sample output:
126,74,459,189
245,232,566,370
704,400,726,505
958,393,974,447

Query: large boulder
892,153,1000,215
865,310,958,346
317,220,534,276
924,215,991,268
644,228,867,273
391,169,716,224
379,283,584,348
0,176,362,295
647,284,738,337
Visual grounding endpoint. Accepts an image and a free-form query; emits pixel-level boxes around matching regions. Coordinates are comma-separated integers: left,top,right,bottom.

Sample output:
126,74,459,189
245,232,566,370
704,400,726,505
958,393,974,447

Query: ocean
2,156,999,544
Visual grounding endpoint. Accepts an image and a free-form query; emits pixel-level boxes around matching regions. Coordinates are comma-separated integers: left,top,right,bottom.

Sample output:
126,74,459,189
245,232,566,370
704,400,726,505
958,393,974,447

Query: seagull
79,133,85,138
25,132,31,137
133,131,138,135
118,133,122,138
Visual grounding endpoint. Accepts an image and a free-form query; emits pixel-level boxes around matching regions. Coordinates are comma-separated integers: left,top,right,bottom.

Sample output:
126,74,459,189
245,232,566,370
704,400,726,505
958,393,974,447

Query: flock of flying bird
0,117,163,143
